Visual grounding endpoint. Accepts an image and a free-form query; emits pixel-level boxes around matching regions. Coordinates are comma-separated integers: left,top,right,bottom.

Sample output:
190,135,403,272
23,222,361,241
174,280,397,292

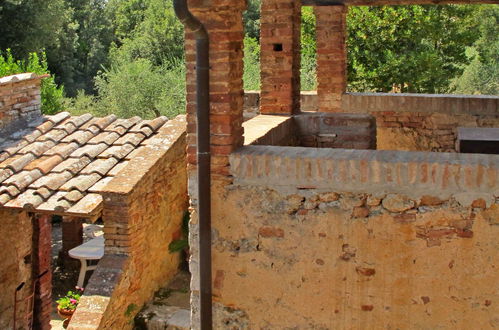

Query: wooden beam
302,0,498,6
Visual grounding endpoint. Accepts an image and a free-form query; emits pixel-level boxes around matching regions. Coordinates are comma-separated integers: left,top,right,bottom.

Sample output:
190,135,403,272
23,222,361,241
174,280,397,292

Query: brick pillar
315,5,347,112
185,0,246,180
260,0,301,115
0,73,45,130
32,214,52,330
59,216,83,269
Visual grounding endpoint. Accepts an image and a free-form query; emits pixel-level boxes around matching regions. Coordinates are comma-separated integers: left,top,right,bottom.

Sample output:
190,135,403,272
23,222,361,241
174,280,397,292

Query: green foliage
56,287,84,311
301,7,317,91
347,5,478,93
451,5,498,95
244,0,261,40
108,0,184,66
90,58,185,119
168,212,190,253
243,37,261,91
0,50,64,114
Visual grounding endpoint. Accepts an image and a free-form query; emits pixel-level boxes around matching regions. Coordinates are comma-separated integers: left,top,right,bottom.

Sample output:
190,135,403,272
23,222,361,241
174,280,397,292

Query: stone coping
230,145,499,199
0,73,49,86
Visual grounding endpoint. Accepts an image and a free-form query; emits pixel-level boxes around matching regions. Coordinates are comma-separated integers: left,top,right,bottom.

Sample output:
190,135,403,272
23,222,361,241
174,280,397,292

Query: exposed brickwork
0,73,45,131
0,209,33,330
69,116,188,329
260,0,301,115
315,5,347,112
230,146,498,198
32,214,52,330
59,216,83,269
184,0,246,178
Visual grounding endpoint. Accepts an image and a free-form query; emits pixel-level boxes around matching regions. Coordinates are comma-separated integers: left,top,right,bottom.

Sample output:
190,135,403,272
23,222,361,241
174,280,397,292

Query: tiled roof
0,112,169,216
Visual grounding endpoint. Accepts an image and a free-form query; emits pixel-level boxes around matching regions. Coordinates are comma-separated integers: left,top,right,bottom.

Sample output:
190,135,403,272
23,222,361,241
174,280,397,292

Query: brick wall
68,116,188,329
0,209,34,329
260,0,301,115
32,214,52,330
188,145,499,328
315,5,347,112
243,91,499,151
0,73,46,131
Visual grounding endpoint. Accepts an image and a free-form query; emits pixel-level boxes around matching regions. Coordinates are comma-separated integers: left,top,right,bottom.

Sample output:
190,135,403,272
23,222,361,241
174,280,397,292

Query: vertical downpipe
173,1,212,329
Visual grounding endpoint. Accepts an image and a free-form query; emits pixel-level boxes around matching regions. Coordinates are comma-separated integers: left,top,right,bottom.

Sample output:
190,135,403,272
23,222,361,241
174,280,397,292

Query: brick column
260,0,301,115
315,5,347,112
59,216,83,269
32,214,52,330
185,0,246,180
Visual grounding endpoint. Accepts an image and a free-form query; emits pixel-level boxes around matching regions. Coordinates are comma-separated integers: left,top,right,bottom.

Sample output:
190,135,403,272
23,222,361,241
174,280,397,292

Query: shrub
0,49,64,114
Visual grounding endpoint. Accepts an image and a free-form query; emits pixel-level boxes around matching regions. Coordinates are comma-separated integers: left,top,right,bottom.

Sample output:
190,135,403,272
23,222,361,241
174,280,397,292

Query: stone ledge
243,115,294,146
230,146,499,198
0,73,49,86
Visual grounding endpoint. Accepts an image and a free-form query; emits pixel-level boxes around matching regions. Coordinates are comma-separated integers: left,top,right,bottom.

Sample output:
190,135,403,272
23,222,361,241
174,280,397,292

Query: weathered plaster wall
191,146,499,328
0,208,33,330
68,116,188,329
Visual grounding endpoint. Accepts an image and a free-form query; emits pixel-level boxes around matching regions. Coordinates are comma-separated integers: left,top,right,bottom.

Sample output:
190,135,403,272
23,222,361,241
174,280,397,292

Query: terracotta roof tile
3,169,43,190
0,185,20,198
44,142,79,158
59,173,101,192
37,128,68,143
51,157,91,175
0,168,14,183
87,132,120,145
4,189,42,209
3,153,36,172
90,115,117,130
24,155,63,174
113,133,145,147
67,193,102,215
80,158,118,176
37,191,67,212
46,111,71,125
98,144,135,160
30,171,74,190
70,143,108,158
0,112,173,215
61,130,95,145
18,141,56,156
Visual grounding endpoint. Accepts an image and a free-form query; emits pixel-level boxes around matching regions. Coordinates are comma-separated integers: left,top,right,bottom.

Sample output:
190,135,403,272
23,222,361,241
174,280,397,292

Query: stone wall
68,116,188,329
0,73,45,131
243,91,499,151
0,209,34,330
193,145,499,328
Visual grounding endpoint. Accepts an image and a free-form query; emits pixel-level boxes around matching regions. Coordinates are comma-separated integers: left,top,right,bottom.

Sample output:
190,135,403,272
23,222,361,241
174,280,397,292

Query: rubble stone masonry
187,145,499,328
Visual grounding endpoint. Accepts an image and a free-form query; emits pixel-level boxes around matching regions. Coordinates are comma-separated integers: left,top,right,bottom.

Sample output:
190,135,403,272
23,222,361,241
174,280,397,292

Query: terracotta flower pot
57,307,75,328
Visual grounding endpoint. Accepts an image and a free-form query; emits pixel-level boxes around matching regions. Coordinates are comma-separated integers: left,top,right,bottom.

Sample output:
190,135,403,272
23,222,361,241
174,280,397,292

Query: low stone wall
68,116,188,329
243,91,499,152
191,146,499,328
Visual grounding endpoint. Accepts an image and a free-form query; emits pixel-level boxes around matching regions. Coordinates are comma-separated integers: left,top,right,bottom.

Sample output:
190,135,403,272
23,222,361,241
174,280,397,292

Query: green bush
92,57,185,119
0,49,64,114
243,36,260,91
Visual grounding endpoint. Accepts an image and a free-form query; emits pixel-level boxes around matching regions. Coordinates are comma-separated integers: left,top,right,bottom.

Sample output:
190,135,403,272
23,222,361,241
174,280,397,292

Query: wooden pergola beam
302,0,498,5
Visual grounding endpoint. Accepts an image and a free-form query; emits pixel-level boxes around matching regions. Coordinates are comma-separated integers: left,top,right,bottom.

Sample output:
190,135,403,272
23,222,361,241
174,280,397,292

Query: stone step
134,271,191,330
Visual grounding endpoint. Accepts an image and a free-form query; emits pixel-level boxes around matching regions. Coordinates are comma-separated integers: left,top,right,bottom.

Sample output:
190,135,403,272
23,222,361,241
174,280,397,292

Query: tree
347,5,478,93
451,5,498,95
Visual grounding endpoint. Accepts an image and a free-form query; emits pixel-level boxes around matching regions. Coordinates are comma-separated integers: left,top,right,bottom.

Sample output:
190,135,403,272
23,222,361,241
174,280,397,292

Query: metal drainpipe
173,1,212,329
